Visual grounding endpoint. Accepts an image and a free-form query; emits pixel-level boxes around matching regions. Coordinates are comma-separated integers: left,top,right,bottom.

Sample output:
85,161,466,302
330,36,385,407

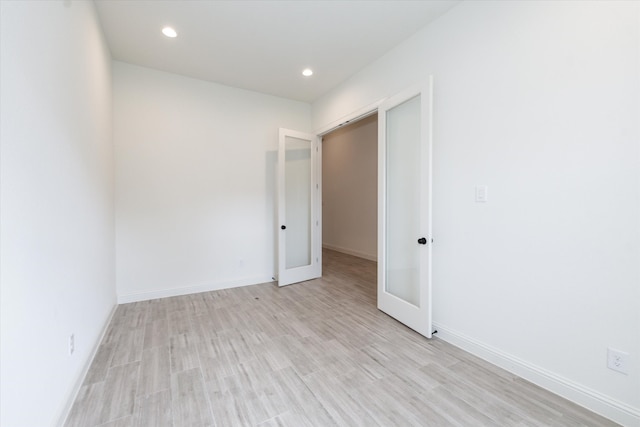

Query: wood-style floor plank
98,362,140,424
66,249,618,427
136,389,172,427
137,345,170,396
65,382,105,427
171,368,214,427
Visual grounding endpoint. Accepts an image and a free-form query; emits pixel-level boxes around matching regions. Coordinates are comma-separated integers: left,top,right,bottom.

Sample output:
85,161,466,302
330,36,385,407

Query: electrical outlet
69,334,75,356
607,348,629,374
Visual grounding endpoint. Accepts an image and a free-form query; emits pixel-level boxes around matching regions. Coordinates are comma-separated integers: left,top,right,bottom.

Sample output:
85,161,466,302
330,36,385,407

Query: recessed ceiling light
162,27,177,38
302,68,313,77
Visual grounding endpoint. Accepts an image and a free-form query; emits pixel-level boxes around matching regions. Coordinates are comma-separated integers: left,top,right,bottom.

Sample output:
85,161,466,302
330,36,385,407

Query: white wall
114,62,310,302
322,115,377,260
312,1,640,425
0,1,115,426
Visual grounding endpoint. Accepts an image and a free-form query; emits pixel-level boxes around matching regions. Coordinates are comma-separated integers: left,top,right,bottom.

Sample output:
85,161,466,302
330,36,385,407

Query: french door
377,79,433,338
277,128,321,286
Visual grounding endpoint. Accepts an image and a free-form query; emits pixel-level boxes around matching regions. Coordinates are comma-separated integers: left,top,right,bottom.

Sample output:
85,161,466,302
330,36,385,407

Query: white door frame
314,99,385,137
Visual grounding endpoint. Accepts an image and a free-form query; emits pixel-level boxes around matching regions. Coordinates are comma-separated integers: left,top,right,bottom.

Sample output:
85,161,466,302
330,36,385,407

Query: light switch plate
475,185,488,203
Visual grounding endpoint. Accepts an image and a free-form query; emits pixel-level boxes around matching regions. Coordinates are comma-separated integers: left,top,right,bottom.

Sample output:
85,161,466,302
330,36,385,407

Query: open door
377,78,433,338
277,128,322,286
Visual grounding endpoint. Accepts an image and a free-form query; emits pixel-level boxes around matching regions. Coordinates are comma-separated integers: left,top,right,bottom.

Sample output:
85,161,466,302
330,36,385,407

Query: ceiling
94,0,459,103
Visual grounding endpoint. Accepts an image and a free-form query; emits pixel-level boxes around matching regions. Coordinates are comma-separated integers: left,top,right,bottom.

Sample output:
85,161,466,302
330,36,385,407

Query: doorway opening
321,113,379,294
279,79,432,338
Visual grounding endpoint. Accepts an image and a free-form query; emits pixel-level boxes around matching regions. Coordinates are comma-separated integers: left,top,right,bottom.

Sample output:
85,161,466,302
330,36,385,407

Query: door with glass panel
378,79,433,337
277,128,321,286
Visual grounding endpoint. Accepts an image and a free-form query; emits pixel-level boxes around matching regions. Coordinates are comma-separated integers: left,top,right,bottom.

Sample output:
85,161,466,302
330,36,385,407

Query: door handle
281,225,286,230
417,237,427,245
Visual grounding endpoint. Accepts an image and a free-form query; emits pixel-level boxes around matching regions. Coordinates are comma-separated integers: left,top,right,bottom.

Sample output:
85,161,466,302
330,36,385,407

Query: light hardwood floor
65,249,617,426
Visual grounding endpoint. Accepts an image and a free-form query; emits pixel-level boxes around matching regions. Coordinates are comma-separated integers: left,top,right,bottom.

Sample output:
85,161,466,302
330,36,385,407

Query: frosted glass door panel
377,80,432,338
285,136,312,269
278,128,320,287
385,95,421,307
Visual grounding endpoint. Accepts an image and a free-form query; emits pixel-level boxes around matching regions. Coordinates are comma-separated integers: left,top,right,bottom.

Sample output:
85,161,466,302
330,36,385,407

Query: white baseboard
57,303,118,427
433,323,640,427
322,243,377,262
117,275,275,304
